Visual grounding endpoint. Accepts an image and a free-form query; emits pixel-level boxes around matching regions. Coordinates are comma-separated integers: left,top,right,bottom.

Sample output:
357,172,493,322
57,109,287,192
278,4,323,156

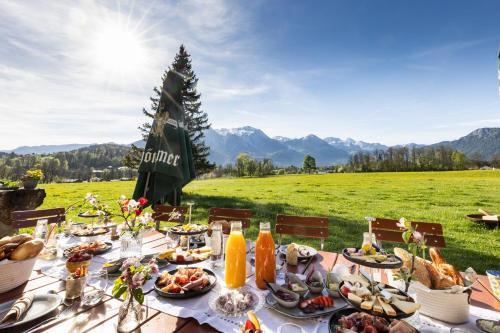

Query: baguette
9,234,34,245
9,239,44,261
394,247,432,288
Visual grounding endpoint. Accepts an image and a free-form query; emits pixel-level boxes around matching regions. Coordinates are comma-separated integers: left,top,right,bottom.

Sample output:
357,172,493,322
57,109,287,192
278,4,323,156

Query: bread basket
0,257,38,293
414,282,469,324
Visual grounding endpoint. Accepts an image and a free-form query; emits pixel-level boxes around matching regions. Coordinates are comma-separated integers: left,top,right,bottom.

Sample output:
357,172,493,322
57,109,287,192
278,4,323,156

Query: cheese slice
391,298,421,315
361,296,375,310
347,292,362,304
372,297,383,315
377,296,396,316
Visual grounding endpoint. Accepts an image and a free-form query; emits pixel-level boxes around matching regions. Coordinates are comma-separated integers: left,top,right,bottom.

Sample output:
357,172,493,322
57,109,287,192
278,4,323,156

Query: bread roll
394,247,432,288
9,239,44,261
10,234,33,245
0,236,12,248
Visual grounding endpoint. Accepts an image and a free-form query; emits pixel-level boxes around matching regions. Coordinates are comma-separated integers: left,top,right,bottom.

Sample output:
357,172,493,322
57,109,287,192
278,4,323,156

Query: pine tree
124,45,214,174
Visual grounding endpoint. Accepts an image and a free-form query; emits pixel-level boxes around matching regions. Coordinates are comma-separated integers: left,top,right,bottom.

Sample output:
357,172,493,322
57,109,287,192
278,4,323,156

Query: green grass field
38,170,500,273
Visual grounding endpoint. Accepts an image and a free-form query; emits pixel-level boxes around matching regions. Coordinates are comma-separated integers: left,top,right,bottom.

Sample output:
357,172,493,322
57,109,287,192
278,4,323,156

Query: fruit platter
168,223,208,236
339,274,420,319
328,307,419,333
63,240,112,257
155,267,216,299
158,246,213,264
240,311,263,333
342,248,402,269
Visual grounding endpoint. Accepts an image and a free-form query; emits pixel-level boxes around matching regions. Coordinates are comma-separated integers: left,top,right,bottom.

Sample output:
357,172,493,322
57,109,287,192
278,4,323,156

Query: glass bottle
255,222,276,289
210,222,223,268
224,221,246,288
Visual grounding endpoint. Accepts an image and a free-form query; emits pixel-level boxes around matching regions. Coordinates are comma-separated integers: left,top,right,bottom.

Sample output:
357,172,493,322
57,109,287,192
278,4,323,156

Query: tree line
0,144,136,183
344,146,498,172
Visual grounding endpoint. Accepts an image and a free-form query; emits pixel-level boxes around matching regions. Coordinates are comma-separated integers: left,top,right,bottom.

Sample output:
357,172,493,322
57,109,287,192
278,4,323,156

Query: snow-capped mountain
324,137,388,154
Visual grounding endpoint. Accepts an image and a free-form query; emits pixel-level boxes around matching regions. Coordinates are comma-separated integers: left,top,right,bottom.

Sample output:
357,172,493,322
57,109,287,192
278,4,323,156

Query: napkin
0,293,34,323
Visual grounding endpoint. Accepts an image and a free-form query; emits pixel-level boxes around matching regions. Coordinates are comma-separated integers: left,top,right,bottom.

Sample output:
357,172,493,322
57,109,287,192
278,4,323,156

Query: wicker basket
0,257,38,293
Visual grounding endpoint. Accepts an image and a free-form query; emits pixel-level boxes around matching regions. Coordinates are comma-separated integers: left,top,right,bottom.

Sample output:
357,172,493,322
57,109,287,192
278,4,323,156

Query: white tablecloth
36,236,500,333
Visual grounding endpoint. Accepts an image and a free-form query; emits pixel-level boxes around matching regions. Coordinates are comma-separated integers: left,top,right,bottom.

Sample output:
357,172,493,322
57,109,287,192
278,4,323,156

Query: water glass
34,219,48,241
82,270,108,306
210,223,223,268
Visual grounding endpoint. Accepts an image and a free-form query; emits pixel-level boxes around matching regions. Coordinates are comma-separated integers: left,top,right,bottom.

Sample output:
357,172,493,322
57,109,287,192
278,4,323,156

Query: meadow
38,170,500,273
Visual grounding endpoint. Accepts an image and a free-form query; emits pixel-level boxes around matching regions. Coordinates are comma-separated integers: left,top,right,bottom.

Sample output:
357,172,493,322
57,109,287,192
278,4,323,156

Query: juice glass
225,221,246,288
255,222,276,289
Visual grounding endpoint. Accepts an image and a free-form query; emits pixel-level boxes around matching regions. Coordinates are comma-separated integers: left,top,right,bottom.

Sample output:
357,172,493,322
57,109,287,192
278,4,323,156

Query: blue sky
0,0,499,149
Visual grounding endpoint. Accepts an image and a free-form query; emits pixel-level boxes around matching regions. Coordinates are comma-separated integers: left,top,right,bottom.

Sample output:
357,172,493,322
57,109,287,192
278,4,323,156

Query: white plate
0,294,62,329
279,244,317,259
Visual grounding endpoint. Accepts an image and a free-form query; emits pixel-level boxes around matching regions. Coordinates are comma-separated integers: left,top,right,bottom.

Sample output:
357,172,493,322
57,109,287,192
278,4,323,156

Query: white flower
127,199,139,210
138,213,153,224
85,192,93,200
397,217,406,229
119,195,127,201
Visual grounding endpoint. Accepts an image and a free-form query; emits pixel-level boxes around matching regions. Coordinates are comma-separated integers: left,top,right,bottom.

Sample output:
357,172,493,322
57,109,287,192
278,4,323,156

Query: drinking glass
82,270,108,306
34,219,48,241
209,223,223,268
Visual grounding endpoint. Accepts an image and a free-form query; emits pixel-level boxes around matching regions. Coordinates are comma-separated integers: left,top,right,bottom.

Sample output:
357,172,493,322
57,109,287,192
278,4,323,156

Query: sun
90,23,147,79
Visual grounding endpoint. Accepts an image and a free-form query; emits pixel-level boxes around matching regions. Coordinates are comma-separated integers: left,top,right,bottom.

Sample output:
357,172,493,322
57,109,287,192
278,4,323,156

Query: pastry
286,243,298,266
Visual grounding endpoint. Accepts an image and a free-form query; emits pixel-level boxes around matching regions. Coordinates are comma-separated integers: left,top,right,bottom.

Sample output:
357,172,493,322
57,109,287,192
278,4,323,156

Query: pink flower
132,272,145,287
412,231,423,242
397,218,406,229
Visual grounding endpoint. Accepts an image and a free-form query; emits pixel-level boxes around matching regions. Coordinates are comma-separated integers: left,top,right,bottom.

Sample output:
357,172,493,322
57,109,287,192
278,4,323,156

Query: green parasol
133,70,196,206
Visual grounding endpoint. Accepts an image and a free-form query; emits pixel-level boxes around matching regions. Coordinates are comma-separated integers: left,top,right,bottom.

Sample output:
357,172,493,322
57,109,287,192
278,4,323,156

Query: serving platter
265,290,348,318
0,294,62,330
167,224,208,236
342,248,403,269
338,281,416,319
63,241,113,257
328,307,420,333
154,267,216,299
103,255,168,276
278,244,318,260
70,227,109,237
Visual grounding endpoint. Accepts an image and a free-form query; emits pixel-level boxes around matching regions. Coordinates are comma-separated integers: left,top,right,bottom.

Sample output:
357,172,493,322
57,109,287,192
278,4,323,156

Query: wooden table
1,230,498,332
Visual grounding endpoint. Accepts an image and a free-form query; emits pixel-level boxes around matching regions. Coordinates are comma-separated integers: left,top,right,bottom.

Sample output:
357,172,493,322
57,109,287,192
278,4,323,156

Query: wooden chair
208,208,253,234
275,214,329,250
371,218,446,248
10,208,65,234
152,205,188,231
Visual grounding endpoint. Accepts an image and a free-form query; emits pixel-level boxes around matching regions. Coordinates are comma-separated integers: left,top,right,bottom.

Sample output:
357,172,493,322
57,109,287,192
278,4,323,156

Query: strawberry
244,320,256,331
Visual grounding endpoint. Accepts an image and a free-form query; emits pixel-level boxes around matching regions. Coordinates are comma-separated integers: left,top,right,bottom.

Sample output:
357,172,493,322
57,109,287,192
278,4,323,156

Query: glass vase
117,292,141,332
120,231,143,258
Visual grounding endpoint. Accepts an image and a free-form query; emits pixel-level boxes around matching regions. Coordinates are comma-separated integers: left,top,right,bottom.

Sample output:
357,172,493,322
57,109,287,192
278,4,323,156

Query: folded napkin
0,293,34,324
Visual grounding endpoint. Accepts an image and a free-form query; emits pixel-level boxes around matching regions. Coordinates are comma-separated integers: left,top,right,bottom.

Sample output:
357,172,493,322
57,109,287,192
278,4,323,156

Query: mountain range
2,127,499,166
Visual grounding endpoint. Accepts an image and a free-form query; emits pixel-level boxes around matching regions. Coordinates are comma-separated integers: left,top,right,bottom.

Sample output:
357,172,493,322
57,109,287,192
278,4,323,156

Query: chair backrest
11,208,65,232
209,208,253,228
372,217,446,248
275,214,329,250
152,205,187,230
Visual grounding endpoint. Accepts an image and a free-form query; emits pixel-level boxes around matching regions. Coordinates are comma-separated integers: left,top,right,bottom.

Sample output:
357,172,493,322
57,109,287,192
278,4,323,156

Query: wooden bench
152,205,187,231
275,214,329,250
372,217,446,248
10,208,65,234
208,208,253,234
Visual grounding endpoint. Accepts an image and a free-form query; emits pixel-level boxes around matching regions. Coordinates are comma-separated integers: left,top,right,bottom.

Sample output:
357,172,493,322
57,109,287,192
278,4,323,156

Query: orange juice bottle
225,221,246,288
255,222,276,289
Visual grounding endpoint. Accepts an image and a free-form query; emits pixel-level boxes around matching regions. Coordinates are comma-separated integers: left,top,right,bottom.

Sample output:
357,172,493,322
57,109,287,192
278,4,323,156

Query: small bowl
307,281,325,294
271,286,300,308
66,259,91,273
102,258,125,274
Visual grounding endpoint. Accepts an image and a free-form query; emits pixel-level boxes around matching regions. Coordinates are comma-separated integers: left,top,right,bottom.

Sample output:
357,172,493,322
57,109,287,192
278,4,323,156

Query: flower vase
117,293,142,332
22,178,39,189
120,232,143,258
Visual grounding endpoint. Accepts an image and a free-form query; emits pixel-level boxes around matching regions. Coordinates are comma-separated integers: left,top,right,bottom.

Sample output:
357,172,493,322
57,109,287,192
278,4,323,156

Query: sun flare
90,24,147,78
